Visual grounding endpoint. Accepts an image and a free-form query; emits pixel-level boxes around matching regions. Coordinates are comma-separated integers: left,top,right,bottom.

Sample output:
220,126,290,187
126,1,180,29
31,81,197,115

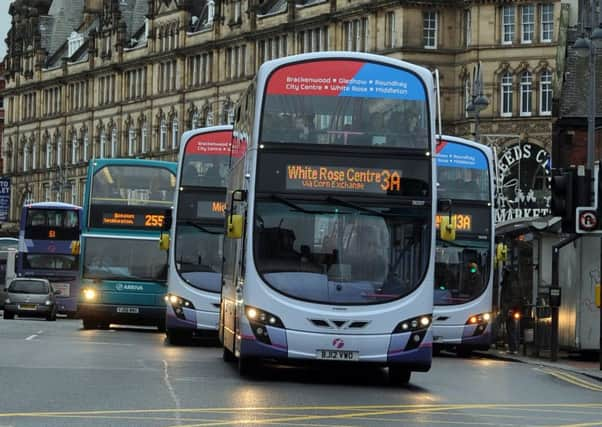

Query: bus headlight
83,288,97,301
466,313,490,325
245,305,285,345
393,314,431,352
466,312,491,337
165,294,195,320
4,298,10,305
45,300,52,306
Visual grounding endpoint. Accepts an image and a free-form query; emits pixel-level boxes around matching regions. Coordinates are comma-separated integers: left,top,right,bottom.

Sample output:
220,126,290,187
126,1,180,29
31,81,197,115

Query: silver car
3,278,59,321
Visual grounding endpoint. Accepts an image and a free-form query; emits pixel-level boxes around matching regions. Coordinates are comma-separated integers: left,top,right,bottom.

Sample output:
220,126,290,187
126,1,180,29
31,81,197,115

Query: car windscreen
9,280,49,294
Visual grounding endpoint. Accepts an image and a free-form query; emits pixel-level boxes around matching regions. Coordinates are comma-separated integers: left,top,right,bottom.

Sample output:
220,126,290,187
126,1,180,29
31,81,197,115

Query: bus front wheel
82,318,96,329
238,356,257,377
388,366,411,385
166,329,191,346
3,311,14,320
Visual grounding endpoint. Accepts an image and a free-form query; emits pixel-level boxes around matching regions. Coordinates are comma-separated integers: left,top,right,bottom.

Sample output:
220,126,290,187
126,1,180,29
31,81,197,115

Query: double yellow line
540,368,602,392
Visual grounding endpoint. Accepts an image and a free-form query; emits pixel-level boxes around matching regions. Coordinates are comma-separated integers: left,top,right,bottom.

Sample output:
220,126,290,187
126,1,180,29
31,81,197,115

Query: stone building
0,0,563,225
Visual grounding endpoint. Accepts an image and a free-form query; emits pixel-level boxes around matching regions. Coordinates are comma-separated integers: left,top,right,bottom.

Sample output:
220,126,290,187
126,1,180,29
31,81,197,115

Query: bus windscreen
261,59,429,149
436,140,490,201
182,130,239,187
89,165,176,230
25,209,80,240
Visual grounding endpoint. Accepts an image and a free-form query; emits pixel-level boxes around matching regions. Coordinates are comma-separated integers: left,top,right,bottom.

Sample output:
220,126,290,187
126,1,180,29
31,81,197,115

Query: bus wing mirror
231,189,247,203
440,215,456,241
162,209,173,231
227,214,243,239
159,233,170,251
70,240,80,255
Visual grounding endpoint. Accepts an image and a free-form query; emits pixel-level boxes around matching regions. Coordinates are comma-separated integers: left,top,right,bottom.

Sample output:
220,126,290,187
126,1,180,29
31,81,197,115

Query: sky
0,1,10,60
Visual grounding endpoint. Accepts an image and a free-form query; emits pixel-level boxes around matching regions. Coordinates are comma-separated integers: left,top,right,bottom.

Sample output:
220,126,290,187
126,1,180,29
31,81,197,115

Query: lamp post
572,0,602,370
466,62,490,144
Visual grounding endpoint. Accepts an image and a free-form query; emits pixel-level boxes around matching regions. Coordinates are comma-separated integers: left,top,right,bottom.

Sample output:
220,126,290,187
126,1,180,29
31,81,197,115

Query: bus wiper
184,221,223,235
325,196,385,217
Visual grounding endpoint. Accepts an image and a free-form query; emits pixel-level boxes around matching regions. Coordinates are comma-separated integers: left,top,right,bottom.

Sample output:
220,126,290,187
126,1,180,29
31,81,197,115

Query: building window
502,5,515,44
541,4,554,42
141,123,148,153
540,69,553,115
22,92,37,120
344,18,368,52
31,142,37,170
98,75,115,105
128,127,135,156
171,118,179,149
70,181,78,205
464,78,471,118
160,119,167,151
188,53,213,87
82,130,89,162
71,135,78,164
501,72,513,117
43,183,50,202
23,144,29,172
191,111,200,129
385,12,397,48
423,11,437,49
160,61,177,93
257,35,288,65
57,137,63,166
111,127,118,157
45,142,52,168
520,71,532,116
68,31,84,57
226,46,246,80
298,27,327,54
521,5,534,43
100,129,106,158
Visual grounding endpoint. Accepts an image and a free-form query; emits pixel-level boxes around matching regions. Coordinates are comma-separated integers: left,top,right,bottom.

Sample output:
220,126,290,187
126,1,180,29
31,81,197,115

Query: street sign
579,210,598,231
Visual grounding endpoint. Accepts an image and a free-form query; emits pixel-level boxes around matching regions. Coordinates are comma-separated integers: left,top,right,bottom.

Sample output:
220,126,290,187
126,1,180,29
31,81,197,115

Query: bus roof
180,125,233,143
25,202,82,210
436,134,494,158
89,158,177,171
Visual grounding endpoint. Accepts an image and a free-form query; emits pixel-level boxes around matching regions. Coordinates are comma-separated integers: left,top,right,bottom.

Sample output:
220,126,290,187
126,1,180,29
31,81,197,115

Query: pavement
478,347,602,381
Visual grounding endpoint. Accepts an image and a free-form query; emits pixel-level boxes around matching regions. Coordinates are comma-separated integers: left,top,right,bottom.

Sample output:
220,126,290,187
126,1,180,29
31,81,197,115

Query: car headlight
83,288,97,301
45,300,52,306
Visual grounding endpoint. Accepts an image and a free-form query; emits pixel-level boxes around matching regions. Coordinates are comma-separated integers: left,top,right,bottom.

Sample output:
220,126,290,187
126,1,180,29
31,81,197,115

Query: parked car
3,278,59,321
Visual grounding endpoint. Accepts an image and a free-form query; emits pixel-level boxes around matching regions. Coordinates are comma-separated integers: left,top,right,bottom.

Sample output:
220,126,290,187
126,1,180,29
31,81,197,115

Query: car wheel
222,346,236,363
3,311,14,320
82,318,96,329
157,322,167,333
388,366,411,385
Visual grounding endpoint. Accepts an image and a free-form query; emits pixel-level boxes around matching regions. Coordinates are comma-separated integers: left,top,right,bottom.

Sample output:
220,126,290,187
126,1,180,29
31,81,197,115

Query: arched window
540,69,552,115
57,136,63,166
140,120,148,153
46,141,53,169
128,126,136,156
71,134,79,164
111,126,118,157
32,141,37,170
82,129,89,162
100,128,107,158
192,111,200,129
520,71,532,116
171,117,179,149
23,143,29,172
160,118,167,151
501,72,513,117
464,77,471,118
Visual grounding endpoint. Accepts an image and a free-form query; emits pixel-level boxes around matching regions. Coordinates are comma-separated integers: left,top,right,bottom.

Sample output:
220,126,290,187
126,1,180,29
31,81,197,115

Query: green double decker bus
78,159,177,330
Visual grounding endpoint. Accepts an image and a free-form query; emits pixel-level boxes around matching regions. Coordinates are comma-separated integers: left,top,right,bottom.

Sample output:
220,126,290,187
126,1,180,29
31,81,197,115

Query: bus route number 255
144,214,165,227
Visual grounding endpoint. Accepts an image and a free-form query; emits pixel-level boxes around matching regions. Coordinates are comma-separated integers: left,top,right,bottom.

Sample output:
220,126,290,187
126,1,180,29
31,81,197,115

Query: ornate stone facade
1,0,562,224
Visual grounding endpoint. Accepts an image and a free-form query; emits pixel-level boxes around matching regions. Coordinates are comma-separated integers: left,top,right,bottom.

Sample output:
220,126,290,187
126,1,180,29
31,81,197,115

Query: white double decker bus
433,135,495,356
220,52,437,384
164,126,240,344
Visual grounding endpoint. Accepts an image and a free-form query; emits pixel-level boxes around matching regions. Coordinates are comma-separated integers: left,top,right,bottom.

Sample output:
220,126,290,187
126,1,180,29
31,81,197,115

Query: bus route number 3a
380,170,401,192
145,214,165,227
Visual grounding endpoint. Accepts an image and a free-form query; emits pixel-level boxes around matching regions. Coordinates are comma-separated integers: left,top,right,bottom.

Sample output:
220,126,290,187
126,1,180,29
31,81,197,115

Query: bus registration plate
317,350,359,361
116,307,139,314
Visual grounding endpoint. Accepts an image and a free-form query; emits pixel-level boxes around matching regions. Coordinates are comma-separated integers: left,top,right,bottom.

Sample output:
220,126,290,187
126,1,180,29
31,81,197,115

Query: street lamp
572,0,602,371
466,62,490,144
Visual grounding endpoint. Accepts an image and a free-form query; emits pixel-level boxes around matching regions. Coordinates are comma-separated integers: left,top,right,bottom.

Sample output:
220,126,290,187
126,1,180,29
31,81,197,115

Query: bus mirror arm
162,208,173,231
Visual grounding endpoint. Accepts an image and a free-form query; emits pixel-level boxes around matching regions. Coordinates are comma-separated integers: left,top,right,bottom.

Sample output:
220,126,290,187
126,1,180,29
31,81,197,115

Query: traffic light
550,168,576,233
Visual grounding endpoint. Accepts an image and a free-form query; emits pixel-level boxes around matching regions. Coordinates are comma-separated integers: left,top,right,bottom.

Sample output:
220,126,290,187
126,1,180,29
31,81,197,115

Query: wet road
0,315,600,427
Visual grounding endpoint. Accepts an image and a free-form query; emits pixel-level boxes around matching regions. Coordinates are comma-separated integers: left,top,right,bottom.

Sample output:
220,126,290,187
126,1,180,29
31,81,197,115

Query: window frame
423,10,438,49
502,5,515,45
501,72,514,117
520,71,533,117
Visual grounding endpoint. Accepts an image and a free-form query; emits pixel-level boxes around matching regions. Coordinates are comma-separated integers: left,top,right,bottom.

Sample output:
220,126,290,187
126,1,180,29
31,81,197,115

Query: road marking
163,359,183,426
538,368,602,392
24,335,37,341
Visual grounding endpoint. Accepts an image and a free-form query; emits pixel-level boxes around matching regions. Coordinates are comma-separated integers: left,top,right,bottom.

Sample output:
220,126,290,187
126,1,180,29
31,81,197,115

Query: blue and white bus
220,52,437,384
433,135,495,356
78,159,177,330
17,202,82,317
165,125,240,344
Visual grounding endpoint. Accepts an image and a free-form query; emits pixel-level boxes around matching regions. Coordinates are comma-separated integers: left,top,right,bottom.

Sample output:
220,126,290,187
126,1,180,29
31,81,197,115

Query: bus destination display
99,211,165,228
435,214,472,232
286,164,403,194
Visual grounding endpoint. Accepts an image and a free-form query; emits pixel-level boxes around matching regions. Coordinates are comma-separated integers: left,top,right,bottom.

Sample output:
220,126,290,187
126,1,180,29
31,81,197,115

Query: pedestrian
500,267,521,354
